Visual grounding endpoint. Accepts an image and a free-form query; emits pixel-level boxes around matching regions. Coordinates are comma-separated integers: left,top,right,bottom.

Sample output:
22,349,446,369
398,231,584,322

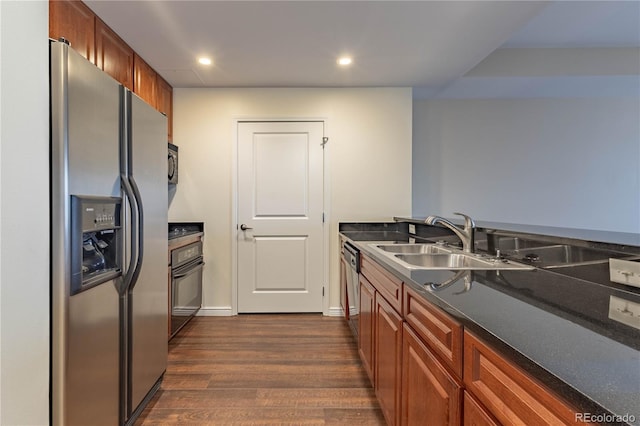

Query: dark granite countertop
340,222,640,425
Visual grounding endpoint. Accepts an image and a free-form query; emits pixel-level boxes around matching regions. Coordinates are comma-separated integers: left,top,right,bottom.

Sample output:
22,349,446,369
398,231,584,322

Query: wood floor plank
134,315,384,425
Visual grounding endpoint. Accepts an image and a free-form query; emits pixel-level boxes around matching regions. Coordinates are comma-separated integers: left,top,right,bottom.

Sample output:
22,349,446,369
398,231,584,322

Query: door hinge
322,286,325,297
322,212,325,223
321,137,328,148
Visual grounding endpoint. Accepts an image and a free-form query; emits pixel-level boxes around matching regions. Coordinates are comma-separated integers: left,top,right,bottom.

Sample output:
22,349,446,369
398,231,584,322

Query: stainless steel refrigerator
50,40,168,426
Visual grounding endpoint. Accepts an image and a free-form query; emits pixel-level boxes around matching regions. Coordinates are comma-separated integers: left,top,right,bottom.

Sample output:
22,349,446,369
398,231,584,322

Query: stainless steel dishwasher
342,241,360,338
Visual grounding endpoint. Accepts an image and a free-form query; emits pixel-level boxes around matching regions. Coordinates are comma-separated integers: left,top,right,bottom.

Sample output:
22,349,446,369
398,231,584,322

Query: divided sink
375,243,451,255
396,253,496,269
370,243,534,273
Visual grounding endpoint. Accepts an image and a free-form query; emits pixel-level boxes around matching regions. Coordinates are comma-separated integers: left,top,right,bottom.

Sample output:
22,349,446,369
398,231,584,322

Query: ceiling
85,1,640,98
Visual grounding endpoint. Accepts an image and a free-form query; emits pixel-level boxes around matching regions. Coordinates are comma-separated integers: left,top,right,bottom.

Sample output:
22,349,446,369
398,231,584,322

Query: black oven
170,240,203,337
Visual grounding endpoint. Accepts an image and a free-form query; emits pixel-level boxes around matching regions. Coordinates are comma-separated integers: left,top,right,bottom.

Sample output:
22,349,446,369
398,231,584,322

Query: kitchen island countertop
340,222,640,425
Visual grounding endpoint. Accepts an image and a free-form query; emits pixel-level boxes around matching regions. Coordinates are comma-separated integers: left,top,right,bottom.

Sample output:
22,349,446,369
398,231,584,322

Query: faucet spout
425,212,476,253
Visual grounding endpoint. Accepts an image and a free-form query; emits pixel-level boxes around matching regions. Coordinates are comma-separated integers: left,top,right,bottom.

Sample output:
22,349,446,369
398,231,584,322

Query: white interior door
237,121,324,313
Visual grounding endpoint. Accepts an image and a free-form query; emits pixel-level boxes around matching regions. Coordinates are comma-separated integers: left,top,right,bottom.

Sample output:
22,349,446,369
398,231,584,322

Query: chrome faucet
425,212,476,253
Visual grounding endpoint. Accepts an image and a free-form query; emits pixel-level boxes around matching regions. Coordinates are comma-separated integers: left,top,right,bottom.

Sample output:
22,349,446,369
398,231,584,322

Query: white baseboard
196,306,234,316
196,306,344,317
327,306,345,317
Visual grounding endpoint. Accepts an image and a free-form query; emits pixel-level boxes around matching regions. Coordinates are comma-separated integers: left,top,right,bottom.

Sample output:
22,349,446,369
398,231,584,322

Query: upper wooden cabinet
95,18,134,90
156,76,173,142
50,0,173,142
134,54,158,108
49,0,95,63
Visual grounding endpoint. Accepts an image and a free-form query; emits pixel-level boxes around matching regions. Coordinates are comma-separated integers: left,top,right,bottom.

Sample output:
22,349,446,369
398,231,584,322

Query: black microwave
168,143,178,184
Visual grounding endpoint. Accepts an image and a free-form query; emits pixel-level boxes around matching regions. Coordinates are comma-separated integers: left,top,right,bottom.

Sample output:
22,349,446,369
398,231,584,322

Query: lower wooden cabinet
402,324,462,426
463,391,499,426
356,255,592,426
464,331,588,425
359,274,376,384
375,294,403,426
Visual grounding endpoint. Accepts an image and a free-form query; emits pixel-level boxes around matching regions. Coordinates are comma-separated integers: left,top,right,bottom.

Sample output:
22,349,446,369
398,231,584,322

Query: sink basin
507,244,619,268
375,244,451,254
396,253,494,269
367,242,534,276
476,237,548,252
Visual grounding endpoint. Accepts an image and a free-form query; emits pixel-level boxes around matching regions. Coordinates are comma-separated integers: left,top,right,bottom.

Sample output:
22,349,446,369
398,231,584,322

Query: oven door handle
173,261,205,279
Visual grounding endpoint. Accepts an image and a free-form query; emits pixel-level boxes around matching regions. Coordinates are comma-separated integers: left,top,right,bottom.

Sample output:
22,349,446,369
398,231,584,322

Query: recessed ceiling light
198,57,212,66
337,56,352,66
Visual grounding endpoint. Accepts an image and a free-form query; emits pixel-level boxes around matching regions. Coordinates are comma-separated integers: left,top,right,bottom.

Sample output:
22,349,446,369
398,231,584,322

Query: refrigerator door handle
127,175,145,292
121,174,139,293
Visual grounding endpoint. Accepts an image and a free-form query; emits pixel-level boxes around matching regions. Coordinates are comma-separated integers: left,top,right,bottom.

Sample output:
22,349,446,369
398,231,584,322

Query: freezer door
51,41,122,426
127,93,169,417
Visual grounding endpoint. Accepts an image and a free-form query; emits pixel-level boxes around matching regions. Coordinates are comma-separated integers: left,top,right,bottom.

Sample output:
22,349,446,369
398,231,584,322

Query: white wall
412,97,640,233
170,88,412,313
0,1,50,424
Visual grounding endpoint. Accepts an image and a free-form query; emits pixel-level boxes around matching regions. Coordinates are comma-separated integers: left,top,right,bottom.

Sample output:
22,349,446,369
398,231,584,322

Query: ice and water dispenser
70,196,122,295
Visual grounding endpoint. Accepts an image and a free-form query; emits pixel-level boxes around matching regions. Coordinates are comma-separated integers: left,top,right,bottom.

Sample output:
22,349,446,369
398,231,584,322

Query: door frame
231,117,331,315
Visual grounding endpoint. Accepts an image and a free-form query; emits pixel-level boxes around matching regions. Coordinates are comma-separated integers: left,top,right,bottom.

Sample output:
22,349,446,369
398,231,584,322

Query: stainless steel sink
507,244,618,268
396,253,494,269
368,242,534,273
476,237,548,252
375,244,451,254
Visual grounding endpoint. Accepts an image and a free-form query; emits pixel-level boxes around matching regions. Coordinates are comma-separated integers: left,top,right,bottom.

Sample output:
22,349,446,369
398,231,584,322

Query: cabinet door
375,293,403,426
156,76,173,142
95,18,134,90
134,53,158,108
358,274,375,384
401,324,461,426
463,391,499,426
49,0,95,63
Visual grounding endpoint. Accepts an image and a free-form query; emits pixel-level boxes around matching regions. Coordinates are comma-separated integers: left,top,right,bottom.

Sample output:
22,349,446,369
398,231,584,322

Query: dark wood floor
135,314,385,425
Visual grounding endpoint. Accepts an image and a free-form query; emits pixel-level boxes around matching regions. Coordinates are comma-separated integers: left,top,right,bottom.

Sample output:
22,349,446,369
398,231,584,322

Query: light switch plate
408,224,416,234
608,295,640,330
609,258,640,288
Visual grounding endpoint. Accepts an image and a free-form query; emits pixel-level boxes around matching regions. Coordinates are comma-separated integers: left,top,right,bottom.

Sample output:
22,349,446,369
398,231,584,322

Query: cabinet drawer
404,285,463,378
464,331,588,426
361,254,403,313
463,391,499,426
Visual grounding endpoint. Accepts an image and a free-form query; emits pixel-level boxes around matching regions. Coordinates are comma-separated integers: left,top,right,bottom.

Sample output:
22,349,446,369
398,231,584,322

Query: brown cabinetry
357,251,590,426
49,0,173,141
95,18,134,90
134,54,158,108
358,274,376,383
463,392,499,426
361,254,403,313
49,0,95,63
156,76,174,142
404,285,463,377
375,294,403,426
402,324,462,426
464,331,588,425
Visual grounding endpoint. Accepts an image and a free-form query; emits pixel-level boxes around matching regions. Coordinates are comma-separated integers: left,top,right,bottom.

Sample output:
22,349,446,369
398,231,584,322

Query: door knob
240,224,253,231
